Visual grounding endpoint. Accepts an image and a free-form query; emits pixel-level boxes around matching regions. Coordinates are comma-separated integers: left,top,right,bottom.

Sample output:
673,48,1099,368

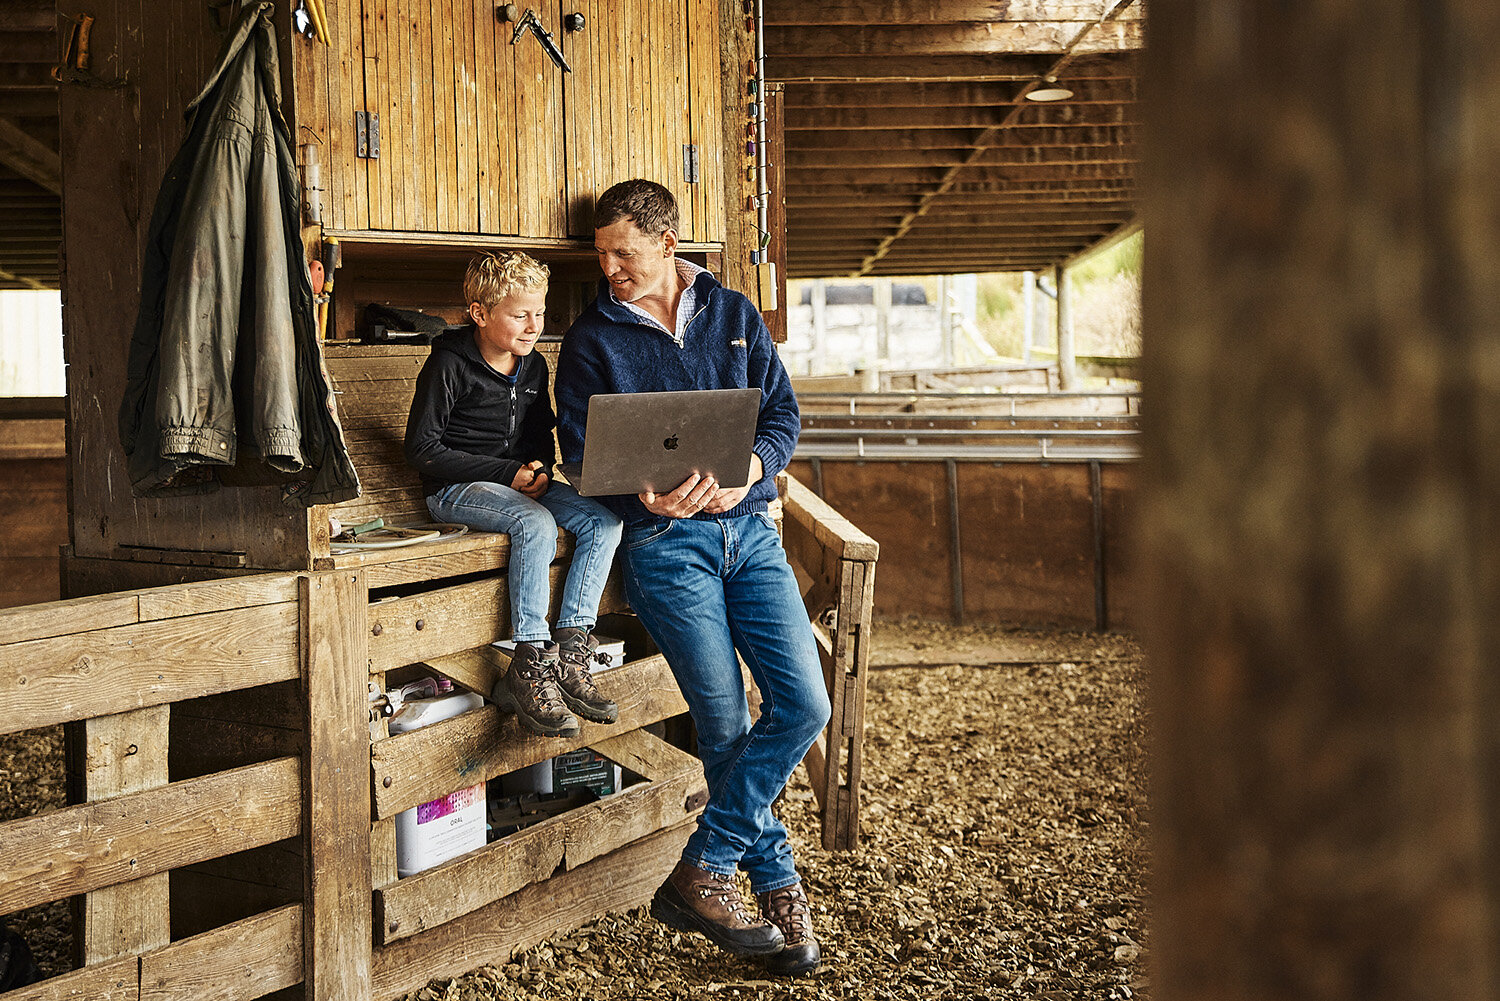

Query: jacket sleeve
404,354,525,488
517,356,558,475
554,328,607,465
744,304,801,478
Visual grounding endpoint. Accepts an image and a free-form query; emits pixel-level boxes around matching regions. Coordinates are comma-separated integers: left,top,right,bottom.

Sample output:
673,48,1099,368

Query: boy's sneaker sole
650,886,785,957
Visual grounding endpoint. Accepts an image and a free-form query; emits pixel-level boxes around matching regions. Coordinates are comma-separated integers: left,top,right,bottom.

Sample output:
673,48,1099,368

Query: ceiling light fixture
1026,77,1074,102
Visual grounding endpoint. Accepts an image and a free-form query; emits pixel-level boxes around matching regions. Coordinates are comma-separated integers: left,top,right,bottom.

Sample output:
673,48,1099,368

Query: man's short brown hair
594,179,679,238
463,251,549,310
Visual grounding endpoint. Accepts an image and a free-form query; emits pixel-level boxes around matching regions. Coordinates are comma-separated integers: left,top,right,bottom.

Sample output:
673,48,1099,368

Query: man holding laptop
555,180,828,976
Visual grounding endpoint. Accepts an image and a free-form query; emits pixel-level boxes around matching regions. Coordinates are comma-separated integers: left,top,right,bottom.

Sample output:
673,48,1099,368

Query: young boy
405,251,622,738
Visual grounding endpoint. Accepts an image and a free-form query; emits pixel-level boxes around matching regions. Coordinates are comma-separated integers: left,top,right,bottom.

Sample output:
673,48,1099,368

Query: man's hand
641,472,718,519
512,460,550,499
701,454,763,514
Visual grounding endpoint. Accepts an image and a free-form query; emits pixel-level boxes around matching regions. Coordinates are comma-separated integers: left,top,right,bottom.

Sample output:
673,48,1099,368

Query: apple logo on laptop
663,435,679,451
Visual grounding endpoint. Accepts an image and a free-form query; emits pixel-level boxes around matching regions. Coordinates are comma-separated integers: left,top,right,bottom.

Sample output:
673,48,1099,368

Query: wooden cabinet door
560,0,722,243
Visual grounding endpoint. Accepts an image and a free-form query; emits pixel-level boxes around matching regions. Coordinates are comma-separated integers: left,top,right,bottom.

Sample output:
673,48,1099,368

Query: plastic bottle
387,677,486,877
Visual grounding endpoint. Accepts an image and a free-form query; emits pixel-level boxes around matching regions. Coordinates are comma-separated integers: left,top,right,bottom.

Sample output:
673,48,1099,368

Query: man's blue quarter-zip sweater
555,269,801,526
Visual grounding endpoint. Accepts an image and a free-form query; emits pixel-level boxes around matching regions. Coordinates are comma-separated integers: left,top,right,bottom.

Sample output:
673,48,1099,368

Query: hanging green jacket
118,1,358,506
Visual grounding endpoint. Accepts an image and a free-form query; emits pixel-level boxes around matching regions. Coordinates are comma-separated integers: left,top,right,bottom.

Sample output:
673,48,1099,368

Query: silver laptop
560,389,761,497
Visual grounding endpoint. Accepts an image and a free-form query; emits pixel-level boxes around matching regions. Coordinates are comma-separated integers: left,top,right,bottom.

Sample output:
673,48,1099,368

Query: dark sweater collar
592,266,722,326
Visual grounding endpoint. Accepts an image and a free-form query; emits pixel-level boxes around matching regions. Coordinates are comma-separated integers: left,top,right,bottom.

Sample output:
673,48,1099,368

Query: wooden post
300,571,372,999
1022,270,1036,363
810,279,828,375
874,277,892,364
1143,1,1500,999
1055,264,1076,391
74,708,171,965
717,0,756,298
937,274,954,368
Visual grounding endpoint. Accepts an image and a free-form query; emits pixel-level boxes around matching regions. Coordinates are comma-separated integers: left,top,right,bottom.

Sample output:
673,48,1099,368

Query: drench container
388,678,486,877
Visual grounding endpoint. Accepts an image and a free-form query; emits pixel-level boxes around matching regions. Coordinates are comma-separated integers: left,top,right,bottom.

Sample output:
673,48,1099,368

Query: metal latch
683,144,700,183
355,111,380,159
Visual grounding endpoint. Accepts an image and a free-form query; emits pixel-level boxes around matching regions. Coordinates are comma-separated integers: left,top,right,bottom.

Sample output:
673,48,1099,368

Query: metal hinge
355,111,380,159
682,143,699,183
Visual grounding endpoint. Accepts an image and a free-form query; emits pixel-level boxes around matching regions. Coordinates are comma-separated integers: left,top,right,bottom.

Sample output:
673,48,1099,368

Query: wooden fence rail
0,475,874,999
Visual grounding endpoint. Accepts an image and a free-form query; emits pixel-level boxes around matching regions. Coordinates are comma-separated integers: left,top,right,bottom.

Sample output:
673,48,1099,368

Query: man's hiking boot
553,627,619,723
491,641,580,737
650,861,784,957
757,883,821,975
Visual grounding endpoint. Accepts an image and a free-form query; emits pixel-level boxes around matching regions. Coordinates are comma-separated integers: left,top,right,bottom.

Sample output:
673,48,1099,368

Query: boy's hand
512,461,549,498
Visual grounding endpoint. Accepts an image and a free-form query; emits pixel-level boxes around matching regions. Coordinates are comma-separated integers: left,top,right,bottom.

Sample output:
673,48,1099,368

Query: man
555,179,829,976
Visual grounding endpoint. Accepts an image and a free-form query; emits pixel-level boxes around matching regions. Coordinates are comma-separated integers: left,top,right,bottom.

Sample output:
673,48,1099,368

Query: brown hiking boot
758,883,821,975
650,861,784,956
553,627,619,723
491,641,580,738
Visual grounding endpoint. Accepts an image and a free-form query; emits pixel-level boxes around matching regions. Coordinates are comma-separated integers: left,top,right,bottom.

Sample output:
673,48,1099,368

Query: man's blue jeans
622,511,830,893
427,480,622,644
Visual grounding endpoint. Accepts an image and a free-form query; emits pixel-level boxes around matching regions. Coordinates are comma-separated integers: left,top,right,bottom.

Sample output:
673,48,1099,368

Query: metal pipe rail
795,425,1142,463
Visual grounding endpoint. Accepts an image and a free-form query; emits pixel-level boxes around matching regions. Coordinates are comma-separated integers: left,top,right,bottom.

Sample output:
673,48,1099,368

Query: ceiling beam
765,21,1142,58
767,53,1055,82
780,77,1135,109
764,1,1143,24
787,102,1135,129
0,2,53,32
786,147,1137,169
0,263,48,290
787,124,1136,149
0,117,60,194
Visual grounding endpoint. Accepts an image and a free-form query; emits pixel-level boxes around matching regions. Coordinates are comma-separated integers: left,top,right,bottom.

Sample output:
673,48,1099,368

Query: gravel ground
0,621,1150,1000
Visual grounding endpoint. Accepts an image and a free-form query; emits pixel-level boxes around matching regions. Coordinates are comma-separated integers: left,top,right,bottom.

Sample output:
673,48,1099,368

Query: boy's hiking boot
650,861,784,957
491,641,580,738
553,627,619,723
757,883,821,975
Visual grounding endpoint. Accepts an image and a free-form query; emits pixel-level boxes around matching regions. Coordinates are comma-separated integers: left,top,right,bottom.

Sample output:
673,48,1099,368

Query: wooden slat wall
0,455,66,608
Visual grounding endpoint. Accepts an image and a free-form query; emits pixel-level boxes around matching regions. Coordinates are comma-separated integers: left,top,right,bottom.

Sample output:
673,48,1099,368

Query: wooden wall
1142,1,1500,999
790,458,1134,630
0,403,67,608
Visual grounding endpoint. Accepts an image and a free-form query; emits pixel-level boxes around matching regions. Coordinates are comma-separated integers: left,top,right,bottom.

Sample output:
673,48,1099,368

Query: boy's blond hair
463,251,549,310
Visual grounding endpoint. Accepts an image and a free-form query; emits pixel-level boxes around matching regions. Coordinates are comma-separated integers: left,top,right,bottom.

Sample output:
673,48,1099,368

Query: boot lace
762,886,813,944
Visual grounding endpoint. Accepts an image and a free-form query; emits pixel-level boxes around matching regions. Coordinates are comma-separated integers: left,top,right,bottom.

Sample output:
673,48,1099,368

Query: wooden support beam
786,124,1136,149
300,571,372,1000
788,101,1136,129
764,0,1144,23
781,77,1135,108
0,116,61,194
766,21,1143,58
786,146,1137,169
768,52,1056,82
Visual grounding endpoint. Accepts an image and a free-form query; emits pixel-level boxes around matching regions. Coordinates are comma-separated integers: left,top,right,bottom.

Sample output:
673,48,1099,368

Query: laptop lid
561,389,762,497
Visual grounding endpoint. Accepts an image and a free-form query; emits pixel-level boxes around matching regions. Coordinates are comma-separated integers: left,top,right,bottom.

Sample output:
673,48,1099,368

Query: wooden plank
301,572,373,1000
802,733,827,812
0,603,301,735
371,653,688,817
367,0,391,227
76,705,171,966
0,591,138,646
370,819,693,1000
0,757,302,914
138,904,303,1001
375,814,567,943
366,561,625,672
133,574,300,621
782,474,879,561
0,955,137,1001
564,729,706,867
334,533,513,583
377,729,705,943
766,21,1144,58
414,0,437,229
466,0,493,231
764,0,1144,22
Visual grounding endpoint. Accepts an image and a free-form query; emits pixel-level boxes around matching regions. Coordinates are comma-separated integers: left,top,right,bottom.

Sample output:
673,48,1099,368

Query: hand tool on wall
498,6,572,73
317,237,341,339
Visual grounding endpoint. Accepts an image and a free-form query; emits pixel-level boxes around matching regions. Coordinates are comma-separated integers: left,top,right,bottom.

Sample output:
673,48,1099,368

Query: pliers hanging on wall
500,5,572,73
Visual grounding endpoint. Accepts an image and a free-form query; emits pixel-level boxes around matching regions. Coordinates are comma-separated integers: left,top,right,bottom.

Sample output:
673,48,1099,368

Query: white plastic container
387,678,487,877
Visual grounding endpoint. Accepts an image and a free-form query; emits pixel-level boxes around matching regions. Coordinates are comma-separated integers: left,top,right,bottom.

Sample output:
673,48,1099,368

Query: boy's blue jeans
427,480,622,644
622,512,831,894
